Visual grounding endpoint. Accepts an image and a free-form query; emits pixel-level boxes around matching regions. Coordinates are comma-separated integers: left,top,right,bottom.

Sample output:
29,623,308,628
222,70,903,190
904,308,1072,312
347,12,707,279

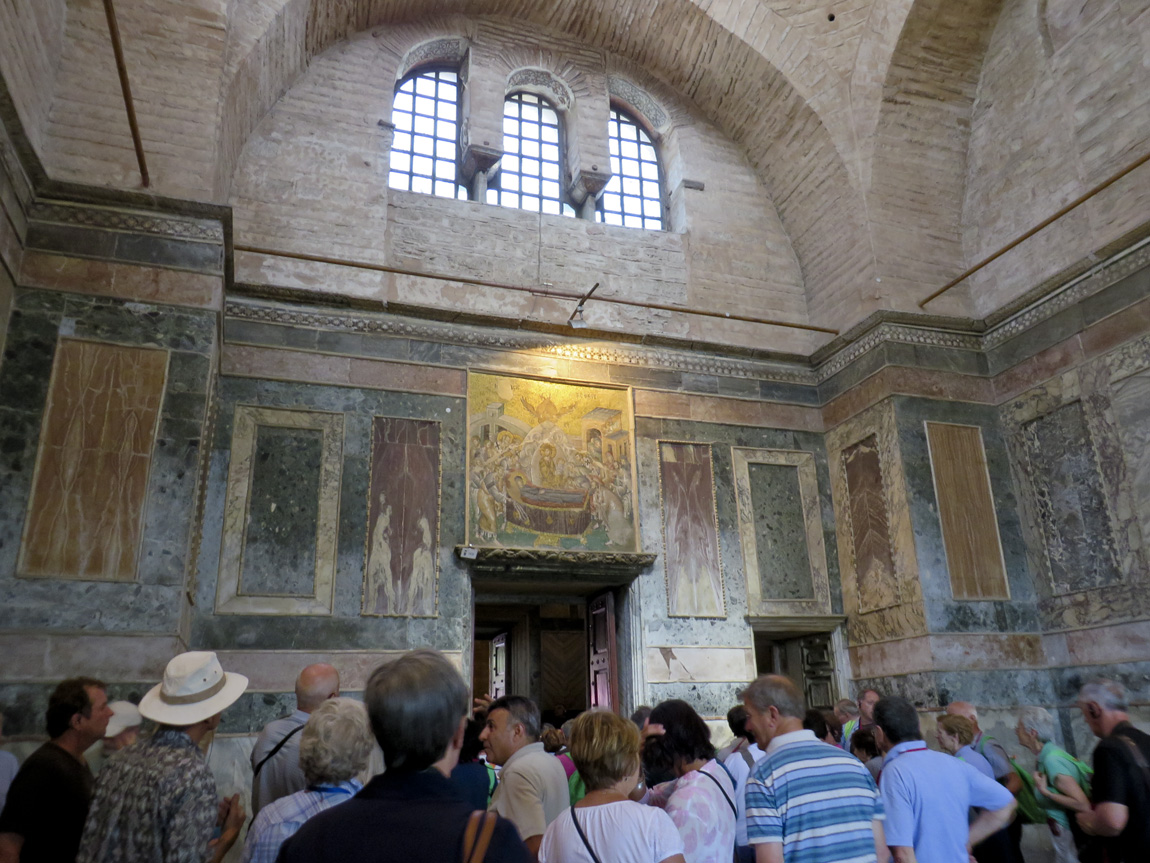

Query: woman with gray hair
1015,706,1091,863
242,698,374,863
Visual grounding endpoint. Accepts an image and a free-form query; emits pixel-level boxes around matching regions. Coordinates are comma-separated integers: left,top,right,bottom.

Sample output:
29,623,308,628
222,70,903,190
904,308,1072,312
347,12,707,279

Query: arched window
599,108,663,230
388,69,467,200
488,92,574,217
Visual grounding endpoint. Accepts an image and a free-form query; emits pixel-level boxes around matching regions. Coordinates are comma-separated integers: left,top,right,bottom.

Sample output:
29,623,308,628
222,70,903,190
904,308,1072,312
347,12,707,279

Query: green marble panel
748,462,815,600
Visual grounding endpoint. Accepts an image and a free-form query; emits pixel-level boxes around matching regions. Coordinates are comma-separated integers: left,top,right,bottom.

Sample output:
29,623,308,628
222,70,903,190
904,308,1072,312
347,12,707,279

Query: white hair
299,698,375,784
1078,679,1128,712
1017,706,1055,742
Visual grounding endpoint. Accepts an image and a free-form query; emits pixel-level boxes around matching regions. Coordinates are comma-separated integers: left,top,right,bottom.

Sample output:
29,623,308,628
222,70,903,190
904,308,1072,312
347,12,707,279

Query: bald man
945,701,1022,863
250,664,340,815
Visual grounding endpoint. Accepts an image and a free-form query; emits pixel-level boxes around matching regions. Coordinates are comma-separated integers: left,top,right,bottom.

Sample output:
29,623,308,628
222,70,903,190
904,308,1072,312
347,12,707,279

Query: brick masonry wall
0,0,66,158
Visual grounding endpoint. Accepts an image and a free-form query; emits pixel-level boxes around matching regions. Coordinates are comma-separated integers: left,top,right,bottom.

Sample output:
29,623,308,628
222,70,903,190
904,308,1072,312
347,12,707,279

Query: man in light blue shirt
875,696,1017,863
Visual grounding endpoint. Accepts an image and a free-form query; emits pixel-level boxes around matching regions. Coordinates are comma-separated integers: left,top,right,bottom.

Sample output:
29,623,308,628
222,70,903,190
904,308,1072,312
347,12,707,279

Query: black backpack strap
569,807,603,863
252,722,305,779
699,768,737,816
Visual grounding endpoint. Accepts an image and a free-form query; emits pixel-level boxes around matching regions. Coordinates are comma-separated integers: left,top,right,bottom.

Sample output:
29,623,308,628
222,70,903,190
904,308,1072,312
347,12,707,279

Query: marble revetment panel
18,338,168,581
659,441,726,618
924,423,1009,600
362,417,441,617
732,447,832,617
1110,368,1150,547
1020,402,1120,595
826,400,926,646
215,405,344,615
842,435,901,613
239,427,324,596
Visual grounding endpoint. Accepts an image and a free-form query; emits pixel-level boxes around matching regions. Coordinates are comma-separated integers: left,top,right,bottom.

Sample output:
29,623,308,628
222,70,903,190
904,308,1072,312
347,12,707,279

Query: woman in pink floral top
641,700,738,863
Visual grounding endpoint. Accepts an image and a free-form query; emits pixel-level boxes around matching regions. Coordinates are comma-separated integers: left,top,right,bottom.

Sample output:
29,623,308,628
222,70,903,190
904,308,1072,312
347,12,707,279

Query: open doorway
752,628,843,711
473,591,620,725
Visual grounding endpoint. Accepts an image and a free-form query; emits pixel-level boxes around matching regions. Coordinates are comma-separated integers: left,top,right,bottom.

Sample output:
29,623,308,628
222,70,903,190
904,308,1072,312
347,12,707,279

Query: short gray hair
1017,706,1055,743
738,675,805,719
365,650,468,772
1079,678,1128,712
835,699,859,718
299,698,374,784
488,695,542,741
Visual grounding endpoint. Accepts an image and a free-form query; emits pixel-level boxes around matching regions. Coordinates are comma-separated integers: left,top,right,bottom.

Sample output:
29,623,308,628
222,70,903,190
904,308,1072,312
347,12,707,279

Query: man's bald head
296,664,340,713
945,701,979,731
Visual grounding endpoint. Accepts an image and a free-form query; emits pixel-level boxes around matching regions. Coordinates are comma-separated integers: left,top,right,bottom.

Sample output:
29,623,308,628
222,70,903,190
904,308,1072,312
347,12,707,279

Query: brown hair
937,714,975,747
569,710,640,792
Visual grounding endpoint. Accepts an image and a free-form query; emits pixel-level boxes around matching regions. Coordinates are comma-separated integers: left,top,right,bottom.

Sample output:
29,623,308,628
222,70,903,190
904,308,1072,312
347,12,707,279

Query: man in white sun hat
77,652,248,863
85,702,143,776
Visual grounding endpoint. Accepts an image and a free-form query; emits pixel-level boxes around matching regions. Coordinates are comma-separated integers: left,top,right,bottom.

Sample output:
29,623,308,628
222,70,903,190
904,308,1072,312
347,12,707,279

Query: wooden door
587,592,618,711
489,632,508,699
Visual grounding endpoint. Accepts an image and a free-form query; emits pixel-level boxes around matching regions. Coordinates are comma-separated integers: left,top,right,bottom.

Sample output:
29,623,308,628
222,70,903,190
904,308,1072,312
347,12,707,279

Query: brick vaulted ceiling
5,0,1150,334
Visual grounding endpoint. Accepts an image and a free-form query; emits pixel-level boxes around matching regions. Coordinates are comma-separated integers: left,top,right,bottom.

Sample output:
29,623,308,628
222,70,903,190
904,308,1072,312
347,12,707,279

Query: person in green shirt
1016,706,1091,863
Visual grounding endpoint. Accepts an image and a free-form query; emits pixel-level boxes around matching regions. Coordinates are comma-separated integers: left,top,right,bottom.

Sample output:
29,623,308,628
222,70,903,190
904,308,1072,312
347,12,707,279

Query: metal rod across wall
101,0,149,187
919,148,1150,308
233,244,841,335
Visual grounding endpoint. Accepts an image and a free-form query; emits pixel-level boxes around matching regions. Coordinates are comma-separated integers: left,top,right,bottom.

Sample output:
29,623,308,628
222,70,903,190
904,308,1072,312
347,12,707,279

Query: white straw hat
104,701,143,738
139,652,248,726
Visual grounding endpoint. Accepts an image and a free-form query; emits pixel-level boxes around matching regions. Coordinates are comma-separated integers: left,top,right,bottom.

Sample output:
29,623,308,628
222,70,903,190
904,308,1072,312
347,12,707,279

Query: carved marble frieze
215,405,345,615
18,338,168,582
1002,332,1150,630
658,441,725,618
28,200,225,243
826,401,926,646
731,447,832,618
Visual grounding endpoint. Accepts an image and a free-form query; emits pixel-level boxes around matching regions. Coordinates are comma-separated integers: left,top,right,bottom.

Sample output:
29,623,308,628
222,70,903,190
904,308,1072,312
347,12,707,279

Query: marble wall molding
221,343,466,396
215,405,345,615
732,447,832,617
0,632,188,682
20,251,223,311
848,633,1047,680
645,645,755,683
826,400,927,648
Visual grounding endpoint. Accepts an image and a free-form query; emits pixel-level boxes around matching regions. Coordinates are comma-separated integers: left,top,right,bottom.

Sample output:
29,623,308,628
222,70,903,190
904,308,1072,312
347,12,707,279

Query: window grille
599,108,663,230
388,69,467,200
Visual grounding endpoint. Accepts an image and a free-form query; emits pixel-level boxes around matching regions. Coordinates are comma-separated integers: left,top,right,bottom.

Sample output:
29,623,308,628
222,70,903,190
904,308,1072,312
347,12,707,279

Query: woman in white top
539,711,685,863
641,700,737,863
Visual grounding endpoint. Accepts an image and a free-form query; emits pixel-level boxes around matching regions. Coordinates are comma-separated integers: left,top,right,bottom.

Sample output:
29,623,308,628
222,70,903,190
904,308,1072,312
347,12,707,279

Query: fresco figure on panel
366,495,395,613
407,516,435,615
363,417,440,617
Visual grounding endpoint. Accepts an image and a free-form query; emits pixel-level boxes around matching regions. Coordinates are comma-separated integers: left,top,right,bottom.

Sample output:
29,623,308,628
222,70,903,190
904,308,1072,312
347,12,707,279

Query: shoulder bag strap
569,806,604,863
462,811,499,863
740,746,755,769
698,768,737,816
252,722,305,779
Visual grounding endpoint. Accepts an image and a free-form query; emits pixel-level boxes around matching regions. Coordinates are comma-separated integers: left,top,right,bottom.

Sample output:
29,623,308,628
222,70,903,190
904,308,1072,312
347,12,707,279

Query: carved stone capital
568,168,613,205
460,143,503,181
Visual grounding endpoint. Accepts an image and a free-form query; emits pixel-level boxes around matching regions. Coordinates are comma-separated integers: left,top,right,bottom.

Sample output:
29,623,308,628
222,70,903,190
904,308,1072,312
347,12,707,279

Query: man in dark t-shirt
1075,678,1150,862
0,678,112,863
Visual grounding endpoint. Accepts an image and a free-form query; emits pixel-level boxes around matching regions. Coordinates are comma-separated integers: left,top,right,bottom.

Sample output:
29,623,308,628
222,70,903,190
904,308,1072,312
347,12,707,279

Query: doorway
753,628,844,711
473,591,620,724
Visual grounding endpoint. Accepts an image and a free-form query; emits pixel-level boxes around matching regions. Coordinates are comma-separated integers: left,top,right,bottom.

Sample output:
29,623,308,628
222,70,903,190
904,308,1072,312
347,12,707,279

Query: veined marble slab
645,646,755,683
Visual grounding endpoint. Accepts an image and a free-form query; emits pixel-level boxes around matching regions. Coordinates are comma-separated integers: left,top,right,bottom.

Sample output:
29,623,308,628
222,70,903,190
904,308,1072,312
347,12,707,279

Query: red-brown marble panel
19,339,168,581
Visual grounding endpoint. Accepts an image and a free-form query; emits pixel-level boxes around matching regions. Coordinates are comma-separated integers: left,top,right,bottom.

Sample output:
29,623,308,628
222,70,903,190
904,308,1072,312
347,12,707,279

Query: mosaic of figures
466,372,638,551
363,417,441,617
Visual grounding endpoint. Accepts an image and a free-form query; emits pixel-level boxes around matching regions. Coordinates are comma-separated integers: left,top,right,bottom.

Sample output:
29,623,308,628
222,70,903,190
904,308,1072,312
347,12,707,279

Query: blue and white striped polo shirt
745,729,884,863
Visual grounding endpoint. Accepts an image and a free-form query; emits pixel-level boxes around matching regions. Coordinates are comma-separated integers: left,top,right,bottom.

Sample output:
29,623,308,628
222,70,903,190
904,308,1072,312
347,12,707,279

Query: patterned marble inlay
28,201,224,243
1111,369,1150,545
732,447,832,617
1021,402,1120,595
215,406,344,615
842,435,900,613
18,339,168,582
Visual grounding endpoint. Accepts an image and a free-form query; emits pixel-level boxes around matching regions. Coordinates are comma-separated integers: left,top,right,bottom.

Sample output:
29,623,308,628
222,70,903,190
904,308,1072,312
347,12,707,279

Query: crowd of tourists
0,649,1146,863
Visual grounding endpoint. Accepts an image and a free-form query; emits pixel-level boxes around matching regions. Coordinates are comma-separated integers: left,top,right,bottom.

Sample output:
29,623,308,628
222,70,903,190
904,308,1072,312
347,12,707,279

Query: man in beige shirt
480,695,569,859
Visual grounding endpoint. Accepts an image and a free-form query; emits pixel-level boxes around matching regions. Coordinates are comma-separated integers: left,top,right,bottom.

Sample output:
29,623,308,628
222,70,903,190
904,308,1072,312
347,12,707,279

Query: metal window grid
388,69,467,200
599,109,663,230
